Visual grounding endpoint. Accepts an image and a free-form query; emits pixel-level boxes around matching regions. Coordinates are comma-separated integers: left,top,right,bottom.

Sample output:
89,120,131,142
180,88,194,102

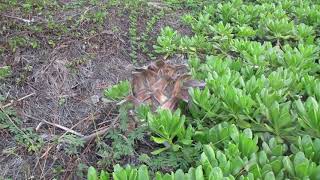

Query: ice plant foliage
96,0,320,179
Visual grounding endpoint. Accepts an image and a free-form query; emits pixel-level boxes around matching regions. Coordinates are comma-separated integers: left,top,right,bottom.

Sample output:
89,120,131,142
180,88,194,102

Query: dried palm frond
127,60,205,111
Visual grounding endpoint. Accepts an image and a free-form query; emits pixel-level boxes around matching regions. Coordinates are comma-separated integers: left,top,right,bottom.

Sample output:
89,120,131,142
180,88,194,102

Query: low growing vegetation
92,0,320,179
1,0,320,179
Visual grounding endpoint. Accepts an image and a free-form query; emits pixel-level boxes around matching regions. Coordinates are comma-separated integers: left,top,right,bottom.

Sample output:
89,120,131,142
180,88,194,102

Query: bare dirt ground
0,1,190,179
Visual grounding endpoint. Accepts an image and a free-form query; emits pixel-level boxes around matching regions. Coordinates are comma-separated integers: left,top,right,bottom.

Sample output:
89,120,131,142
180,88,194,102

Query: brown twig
24,114,84,137
81,115,119,143
1,93,36,109
1,14,35,24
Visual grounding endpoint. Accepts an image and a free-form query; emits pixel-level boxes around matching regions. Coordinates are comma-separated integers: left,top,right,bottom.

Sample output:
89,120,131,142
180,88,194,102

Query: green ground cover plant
90,0,320,179
1,0,320,179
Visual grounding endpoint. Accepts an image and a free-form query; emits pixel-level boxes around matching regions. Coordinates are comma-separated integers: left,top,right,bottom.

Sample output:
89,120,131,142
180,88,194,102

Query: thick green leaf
138,165,149,180
175,169,185,180
151,136,168,144
258,151,268,165
203,145,217,166
270,159,282,175
209,167,224,179
100,170,109,180
264,171,275,180
113,165,127,180
88,166,98,180
283,156,295,177
195,166,204,180
156,172,163,180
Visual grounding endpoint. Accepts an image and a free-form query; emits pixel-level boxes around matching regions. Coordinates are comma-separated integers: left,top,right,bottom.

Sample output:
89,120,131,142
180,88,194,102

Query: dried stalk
1,93,36,109
24,114,84,137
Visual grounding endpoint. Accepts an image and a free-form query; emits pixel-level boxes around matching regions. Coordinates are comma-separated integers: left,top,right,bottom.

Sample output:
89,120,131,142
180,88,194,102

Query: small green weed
129,8,139,63
0,106,43,152
58,134,85,155
0,66,12,79
103,81,131,101
95,103,146,168
140,10,165,60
